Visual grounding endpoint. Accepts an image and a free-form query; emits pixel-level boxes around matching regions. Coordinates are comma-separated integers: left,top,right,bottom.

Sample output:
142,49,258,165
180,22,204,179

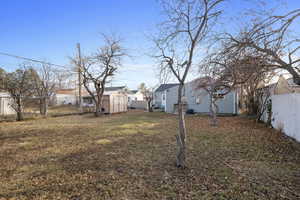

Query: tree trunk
40,98,48,116
39,99,43,114
95,102,102,117
94,94,103,117
16,97,23,121
209,92,218,126
176,84,186,168
147,100,153,112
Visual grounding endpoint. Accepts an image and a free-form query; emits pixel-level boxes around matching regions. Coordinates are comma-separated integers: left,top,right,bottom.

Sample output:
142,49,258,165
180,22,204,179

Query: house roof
56,88,89,96
56,86,127,96
0,92,10,97
104,86,126,91
56,89,76,95
126,90,139,95
155,84,179,92
258,77,298,89
130,90,138,93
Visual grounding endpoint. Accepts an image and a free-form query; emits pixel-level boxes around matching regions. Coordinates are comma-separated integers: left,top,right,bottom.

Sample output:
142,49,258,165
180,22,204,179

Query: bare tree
205,30,277,113
1,67,35,121
72,35,126,117
154,0,225,168
31,64,57,116
196,49,236,126
226,9,300,85
256,86,272,124
196,76,231,126
0,68,5,89
56,70,74,89
139,83,154,112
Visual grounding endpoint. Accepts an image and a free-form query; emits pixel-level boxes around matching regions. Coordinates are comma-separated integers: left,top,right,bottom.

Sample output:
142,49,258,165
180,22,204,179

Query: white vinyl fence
271,93,300,142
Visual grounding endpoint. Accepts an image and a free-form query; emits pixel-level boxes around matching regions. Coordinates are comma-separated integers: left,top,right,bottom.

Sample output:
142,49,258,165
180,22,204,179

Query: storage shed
83,93,128,114
0,92,15,115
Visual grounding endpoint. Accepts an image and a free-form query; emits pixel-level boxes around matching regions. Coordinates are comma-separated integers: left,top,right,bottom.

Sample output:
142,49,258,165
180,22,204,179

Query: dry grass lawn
0,105,80,123
0,111,299,199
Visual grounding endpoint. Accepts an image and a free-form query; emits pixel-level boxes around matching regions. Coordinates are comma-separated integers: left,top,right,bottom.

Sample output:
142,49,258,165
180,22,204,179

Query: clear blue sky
0,0,299,89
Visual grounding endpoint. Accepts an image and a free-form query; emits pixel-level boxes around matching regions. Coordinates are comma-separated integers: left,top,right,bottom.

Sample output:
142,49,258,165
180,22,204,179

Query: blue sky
0,0,161,89
0,0,299,89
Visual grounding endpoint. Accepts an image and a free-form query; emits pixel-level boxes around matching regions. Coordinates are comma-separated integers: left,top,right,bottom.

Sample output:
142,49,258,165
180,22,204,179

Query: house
127,90,144,103
273,77,300,94
127,89,147,109
54,86,128,106
53,89,80,105
153,84,179,109
154,80,238,114
0,92,15,115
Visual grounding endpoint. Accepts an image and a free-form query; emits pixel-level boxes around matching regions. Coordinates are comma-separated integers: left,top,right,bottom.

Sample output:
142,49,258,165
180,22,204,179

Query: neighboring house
154,80,238,114
128,90,144,101
127,89,148,110
53,89,79,105
53,86,128,106
153,84,179,109
0,92,15,115
127,90,145,106
273,77,300,94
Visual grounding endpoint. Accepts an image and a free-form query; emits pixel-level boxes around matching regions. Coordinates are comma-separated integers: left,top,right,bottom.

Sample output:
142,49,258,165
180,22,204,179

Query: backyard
0,111,299,200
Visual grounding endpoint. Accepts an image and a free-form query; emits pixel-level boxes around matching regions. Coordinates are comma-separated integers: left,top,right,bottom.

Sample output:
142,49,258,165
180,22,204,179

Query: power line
0,51,68,68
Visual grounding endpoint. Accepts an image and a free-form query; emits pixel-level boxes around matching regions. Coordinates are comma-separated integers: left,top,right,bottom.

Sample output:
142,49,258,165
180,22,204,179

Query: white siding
154,91,163,108
271,93,300,142
128,91,144,106
56,94,77,105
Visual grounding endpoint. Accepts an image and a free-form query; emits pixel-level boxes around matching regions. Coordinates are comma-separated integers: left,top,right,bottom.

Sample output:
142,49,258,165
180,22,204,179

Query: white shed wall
0,93,15,115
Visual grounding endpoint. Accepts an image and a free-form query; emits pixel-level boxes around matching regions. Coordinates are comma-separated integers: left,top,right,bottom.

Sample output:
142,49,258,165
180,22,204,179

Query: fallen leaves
0,111,299,199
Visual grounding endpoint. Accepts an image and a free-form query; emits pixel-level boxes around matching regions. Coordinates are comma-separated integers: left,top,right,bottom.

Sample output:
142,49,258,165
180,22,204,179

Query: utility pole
77,43,83,112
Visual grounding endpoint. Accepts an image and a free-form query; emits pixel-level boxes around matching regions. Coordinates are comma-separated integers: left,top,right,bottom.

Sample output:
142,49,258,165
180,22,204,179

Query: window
196,96,202,104
213,93,225,100
162,94,165,100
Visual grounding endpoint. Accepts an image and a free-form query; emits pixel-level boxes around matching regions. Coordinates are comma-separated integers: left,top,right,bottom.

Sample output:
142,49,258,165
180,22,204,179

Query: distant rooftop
130,90,138,93
155,84,179,92
56,88,89,96
56,89,77,95
0,92,10,97
105,86,126,91
56,86,126,95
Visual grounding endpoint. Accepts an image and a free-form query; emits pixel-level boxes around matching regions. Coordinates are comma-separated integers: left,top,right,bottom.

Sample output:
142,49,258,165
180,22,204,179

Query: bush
186,109,194,114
